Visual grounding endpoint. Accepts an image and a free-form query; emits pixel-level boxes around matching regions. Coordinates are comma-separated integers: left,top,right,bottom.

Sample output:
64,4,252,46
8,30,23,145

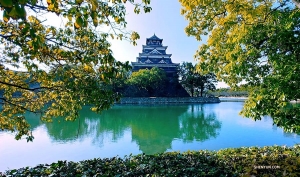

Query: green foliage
0,0,152,140
178,62,217,97
2,146,300,176
209,86,250,97
126,67,167,96
180,0,300,131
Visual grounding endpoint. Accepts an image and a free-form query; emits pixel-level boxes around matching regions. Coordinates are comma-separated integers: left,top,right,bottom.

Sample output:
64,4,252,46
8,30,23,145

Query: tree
180,0,300,132
0,0,152,141
178,62,217,97
126,67,167,97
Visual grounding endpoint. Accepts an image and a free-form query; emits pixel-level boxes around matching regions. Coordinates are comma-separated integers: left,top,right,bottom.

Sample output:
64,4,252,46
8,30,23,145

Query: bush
1,145,300,176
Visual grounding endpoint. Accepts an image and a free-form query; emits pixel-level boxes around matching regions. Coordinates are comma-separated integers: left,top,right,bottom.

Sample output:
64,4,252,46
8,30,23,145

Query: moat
1,102,300,171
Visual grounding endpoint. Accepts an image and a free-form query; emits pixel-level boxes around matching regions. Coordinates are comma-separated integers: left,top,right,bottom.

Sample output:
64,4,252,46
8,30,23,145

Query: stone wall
117,97,220,104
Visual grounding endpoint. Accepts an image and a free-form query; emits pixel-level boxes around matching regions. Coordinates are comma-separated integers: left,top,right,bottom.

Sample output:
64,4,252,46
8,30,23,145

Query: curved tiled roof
146,34,162,41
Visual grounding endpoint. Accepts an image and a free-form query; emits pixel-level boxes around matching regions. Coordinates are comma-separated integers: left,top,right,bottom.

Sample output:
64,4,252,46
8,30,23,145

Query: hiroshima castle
131,34,179,77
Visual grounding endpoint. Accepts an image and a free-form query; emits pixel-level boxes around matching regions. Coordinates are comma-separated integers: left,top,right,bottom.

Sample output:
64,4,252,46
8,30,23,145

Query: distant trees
178,62,217,97
208,86,250,97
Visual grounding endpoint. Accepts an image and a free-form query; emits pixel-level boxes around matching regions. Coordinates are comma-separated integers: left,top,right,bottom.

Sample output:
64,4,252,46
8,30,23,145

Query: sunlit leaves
0,0,151,140
180,0,300,132
130,31,140,45
127,67,166,93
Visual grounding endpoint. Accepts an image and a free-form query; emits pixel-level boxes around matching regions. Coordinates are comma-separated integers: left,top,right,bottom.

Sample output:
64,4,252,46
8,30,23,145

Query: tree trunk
200,86,204,97
190,87,194,97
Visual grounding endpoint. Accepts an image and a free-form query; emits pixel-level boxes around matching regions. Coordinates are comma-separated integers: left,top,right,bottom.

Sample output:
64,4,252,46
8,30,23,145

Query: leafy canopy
178,62,217,97
126,67,167,95
180,0,300,132
0,0,152,141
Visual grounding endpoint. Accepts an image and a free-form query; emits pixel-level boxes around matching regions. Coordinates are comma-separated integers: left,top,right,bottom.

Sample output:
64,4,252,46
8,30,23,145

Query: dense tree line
113,67,189,97
112,64,218,98
208,87,249,97
178,62,217,97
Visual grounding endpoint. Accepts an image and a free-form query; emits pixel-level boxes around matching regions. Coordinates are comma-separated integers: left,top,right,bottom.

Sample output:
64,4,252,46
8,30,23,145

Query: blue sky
109,1,227,88
4,0,227,87
110,0,201,64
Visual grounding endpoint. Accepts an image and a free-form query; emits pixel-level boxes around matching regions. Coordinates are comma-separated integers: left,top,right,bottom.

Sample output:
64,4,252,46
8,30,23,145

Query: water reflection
178,105,221,142
32,104,222,154
2,102,300,172
128,106,192,154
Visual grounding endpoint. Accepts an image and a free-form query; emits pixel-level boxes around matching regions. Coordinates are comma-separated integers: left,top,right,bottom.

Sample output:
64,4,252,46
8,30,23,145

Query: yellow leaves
67,15,73,21
27,15,40,24
180,9,187,15
130,31,140,45
92,19,98,27
3,10,10,22
207,37,214,46
48,4,55,10
83,64,94,73
100,74,105,80
114,17,120,24
91,0,98,12
118,33,123,40
110,33,114,39
46,28,51,34
0,0,145,141
50,92,58,99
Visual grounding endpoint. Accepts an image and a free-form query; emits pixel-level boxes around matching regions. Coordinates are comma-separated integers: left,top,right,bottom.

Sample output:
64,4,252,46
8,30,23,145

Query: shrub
1,145,300,176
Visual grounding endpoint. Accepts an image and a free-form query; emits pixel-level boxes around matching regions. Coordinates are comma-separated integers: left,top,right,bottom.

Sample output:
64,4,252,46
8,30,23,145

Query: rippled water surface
1,102,300,171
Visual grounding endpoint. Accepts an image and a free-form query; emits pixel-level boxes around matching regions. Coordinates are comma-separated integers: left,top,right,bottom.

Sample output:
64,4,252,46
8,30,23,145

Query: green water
1,102,300,171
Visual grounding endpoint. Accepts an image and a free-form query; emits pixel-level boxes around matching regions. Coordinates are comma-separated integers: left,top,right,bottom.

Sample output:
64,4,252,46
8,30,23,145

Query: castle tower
131,34,179,77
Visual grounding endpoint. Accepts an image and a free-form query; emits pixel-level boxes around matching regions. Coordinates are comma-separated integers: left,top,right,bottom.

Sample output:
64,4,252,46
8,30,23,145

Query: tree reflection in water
30,104,222,154
178,104,221,142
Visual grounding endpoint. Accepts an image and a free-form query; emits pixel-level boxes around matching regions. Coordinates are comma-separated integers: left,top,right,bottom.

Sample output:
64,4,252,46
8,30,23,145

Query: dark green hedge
1,145,300,177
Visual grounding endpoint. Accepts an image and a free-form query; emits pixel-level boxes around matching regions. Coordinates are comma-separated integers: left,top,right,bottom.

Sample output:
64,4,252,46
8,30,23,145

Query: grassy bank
1,145,300,176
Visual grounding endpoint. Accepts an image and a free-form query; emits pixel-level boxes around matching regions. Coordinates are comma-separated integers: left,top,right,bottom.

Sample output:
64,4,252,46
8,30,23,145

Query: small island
114,34,220,104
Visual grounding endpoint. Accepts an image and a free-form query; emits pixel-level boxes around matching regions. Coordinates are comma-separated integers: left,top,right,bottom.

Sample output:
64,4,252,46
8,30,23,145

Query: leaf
0,0,149,141
3,10,10,22
8,7,19,19
74,16,84,29
30,0,36,5
16,5,27,19
19,0,27,5
75,0,83,4
93,18,98,27
0,0,13,7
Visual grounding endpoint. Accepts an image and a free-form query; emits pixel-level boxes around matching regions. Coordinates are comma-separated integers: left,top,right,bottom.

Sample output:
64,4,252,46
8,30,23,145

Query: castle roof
146,34,162,41
132,34,179,73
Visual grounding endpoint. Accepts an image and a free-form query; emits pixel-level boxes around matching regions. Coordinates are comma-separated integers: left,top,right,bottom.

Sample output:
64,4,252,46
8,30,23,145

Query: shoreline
218,97,248,102
117,97,221,104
